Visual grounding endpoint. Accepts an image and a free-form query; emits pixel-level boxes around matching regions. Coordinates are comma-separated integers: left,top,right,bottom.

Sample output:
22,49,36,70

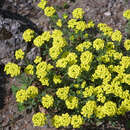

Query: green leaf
11,85,19,95
17,103,25,112
20,85,27,90
96,121,103,126
126,120,130,129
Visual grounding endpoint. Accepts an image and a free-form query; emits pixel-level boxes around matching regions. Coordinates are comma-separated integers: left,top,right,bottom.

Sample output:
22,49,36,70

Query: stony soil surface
0,0,130,130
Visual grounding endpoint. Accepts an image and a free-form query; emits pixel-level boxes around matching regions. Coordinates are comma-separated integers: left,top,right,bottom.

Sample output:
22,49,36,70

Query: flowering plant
4,0,130,129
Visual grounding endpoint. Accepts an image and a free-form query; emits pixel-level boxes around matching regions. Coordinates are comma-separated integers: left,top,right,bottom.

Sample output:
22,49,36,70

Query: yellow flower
68,19,77,29
4,62,21,77
61,113,71,127
49,46,62,60
65,96,78,109
53,75,62,84
52,115,62,128
56,58,67,68
75,21,87,31
56,19,62,27
16,89,27,103
74,84,79,88
84,33,88,38
97,93,106,103
76,90,81,95
111,30,122,42
66,52,77,64
81,101,96,118
113,52,122,60
36,61,47,79
62,13,68,19
37,0,47,10
124,39,130,50
86,21,95,29
80,51,93,64
26,86,38,98
15,49,24,60
22,29,35,42
42,94,54,108
83,86,94,98
107,42,115,49
95,105,106,119
97,23,113,37
81,81,86,88
34,56,42,64
68,64,81,79
123,9,130,20
24,64,34,75
123,74,130,85
32,112,46,127
52,29,63,38
72,8,84,19
71,115,83,128
120,56,130,69
44,6,55,17
33,35,44,47
103,101,117,116
47,63,54,71
53,37,67,48
39,77,49,86
41,31,51,41
93,38,104,50
56,86,69,100
92,64,111,83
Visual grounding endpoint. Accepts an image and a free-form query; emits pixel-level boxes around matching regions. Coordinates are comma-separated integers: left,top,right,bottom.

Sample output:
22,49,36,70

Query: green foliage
17,103,25,112
125,20,130,38
11,85,19,95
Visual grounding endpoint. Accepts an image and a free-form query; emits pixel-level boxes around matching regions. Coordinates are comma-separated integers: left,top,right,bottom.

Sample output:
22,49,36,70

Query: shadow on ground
0,63,7,109
0,0,5,8
0,8,42,34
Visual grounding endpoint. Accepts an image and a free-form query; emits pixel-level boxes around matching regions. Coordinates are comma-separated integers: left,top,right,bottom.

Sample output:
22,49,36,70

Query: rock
0,16,26,64
104,11,111,16
26,47,40,61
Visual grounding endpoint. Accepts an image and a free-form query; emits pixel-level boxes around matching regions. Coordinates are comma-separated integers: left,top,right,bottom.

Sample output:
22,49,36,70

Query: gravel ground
0,0,130,130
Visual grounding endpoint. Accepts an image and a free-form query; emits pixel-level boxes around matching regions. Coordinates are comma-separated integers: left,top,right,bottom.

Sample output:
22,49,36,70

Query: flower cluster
93,38,104,50
123,9,130,20
111,30,122,42
24,64,34,75
124,39,130,50
4,62,21,77
32,112,46,127
16,86,38,103
42,94,54,108
15,49,24,60
72,8,84,19
56,86,69,100
97,23,113,36
44,6,56,17
22,29,35,42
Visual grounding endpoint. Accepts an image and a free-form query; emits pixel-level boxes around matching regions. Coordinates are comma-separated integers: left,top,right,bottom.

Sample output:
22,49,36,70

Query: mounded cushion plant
4,0,130,129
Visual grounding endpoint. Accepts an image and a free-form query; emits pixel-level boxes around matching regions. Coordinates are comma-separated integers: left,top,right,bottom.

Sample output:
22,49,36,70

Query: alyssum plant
4,0,130,128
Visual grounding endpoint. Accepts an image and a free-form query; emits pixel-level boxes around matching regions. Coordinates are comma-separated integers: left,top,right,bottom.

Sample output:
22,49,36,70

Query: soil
0,0,130,130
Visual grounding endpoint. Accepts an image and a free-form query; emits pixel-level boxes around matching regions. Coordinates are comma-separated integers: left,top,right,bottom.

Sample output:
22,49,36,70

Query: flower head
42,94,54,108
123,9,130,20
4,62,21,77
44,6,55,17
72,8,84,19
16,89,27,103
23,29,35,42
15,49,24,60
32,112,46,127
